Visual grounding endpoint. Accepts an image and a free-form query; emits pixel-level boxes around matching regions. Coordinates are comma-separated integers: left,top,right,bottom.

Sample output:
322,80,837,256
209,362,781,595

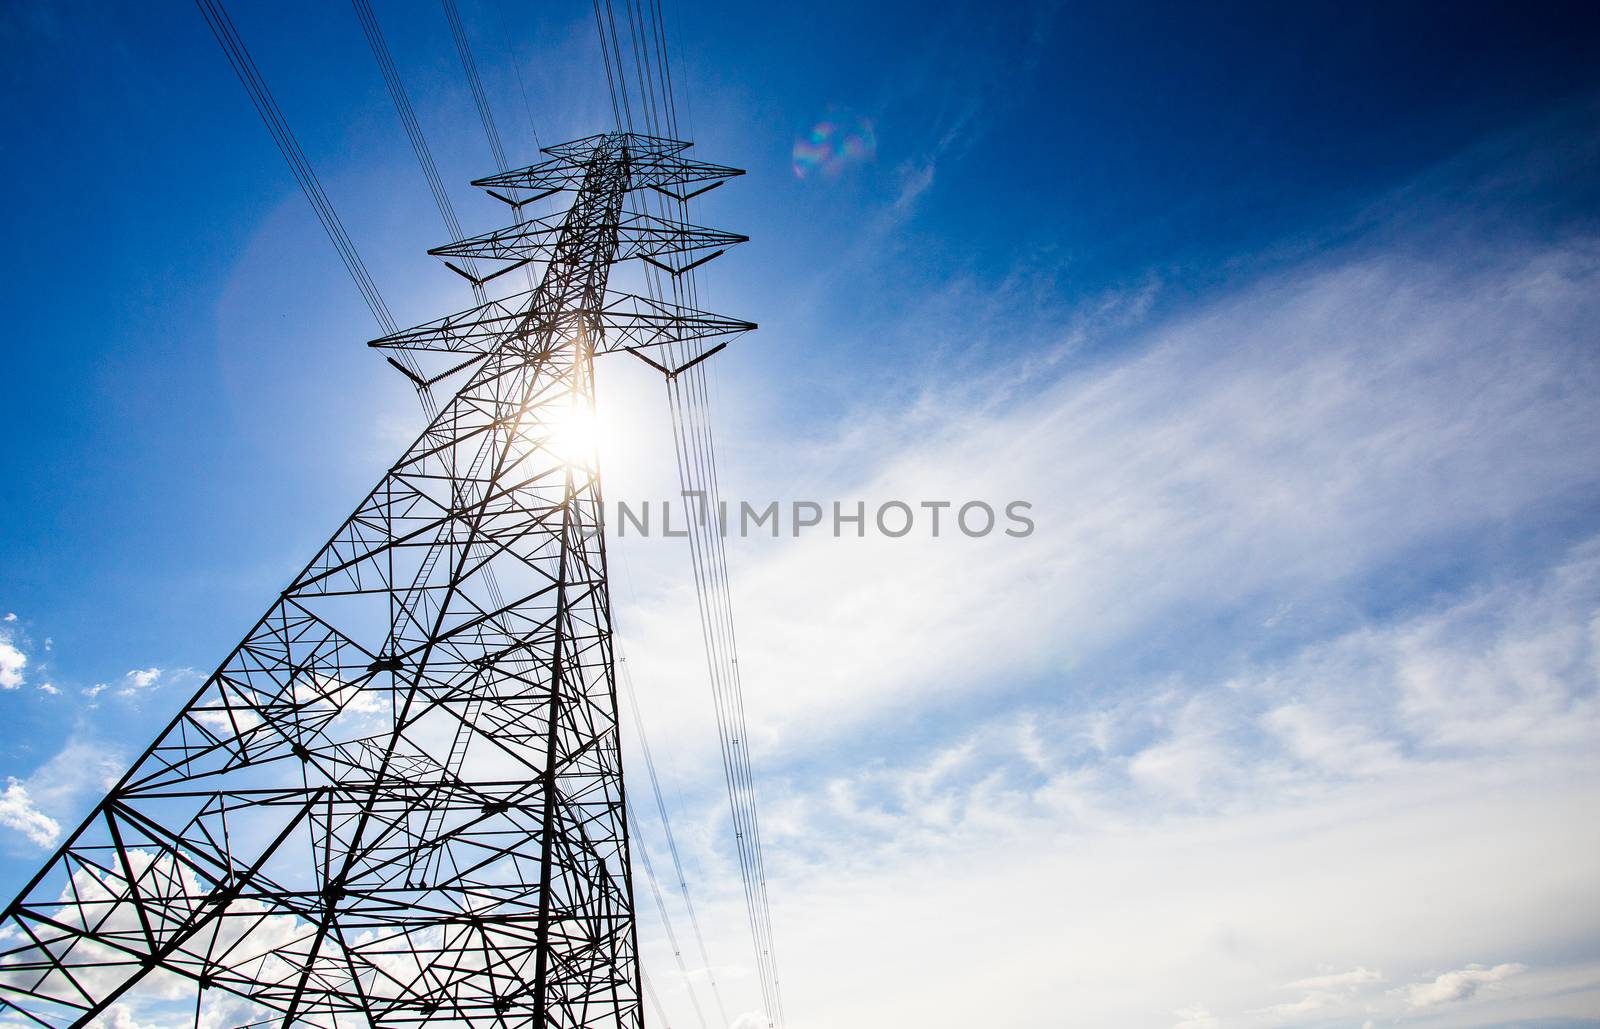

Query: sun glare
547,399,610,469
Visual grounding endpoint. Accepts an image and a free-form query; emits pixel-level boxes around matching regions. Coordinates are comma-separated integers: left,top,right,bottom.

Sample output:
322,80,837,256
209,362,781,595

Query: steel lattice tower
0,132,752,1029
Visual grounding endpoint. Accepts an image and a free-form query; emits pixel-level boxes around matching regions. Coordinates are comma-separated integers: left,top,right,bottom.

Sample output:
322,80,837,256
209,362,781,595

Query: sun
509,391,618,473
545,397,611,469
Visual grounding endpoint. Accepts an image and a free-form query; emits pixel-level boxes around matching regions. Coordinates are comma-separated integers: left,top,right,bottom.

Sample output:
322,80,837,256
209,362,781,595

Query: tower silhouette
0,132,751,1029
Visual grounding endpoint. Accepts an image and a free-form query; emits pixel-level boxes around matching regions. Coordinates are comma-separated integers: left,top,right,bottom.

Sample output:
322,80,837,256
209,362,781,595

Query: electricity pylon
0,132,752,1029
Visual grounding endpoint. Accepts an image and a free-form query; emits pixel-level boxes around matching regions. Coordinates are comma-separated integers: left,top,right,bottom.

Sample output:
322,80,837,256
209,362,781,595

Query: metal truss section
538,133,689,160
367,289,549,357
368,291,755,379
466,134,739,213
429,212,746,287
587,293,756,364
0,132,749,1029
473,156,743,203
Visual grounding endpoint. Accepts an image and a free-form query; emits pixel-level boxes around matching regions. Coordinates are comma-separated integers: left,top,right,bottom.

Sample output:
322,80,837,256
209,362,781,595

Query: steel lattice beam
0,132,747,1029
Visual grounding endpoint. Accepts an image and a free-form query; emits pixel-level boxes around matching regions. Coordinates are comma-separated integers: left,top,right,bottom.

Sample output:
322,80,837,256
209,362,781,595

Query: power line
595,0,636,131
491,0,543,157
665,371,785,1026
349,0,481,410
195,0,396,337
591,1,626,131
592,3,788,1023
199,0,438,415
622,653,733,1028
642,967,675,1029
441,0,510,174
629,804,711,1029
351,0,480,298
440,0,540,306
0,129,734,1029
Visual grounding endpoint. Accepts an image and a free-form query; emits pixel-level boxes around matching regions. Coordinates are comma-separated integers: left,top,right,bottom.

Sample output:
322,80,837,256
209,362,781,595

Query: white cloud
1286,967,1382,992
10,117,1596,1029
1255,967,1385,1020
3,613,16,622
82,666,185,700
617,236,1600,778
1171,1007,1219,1029
4,737,128,845
190,708,261,733
0,637,25,690
36,682,57,696
95,1003,159,1029
721,743,1595,1028
1126,699,1238,804
606,219,1600,1029
0,778,60,847
1405,963,1527,1007
629,462,1600,1028
30,230,1580,1029
1263,704,1400,777
9,850,306,1018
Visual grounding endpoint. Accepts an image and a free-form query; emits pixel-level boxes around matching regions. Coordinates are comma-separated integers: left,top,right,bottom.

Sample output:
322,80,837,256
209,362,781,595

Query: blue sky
3,2,1600,1027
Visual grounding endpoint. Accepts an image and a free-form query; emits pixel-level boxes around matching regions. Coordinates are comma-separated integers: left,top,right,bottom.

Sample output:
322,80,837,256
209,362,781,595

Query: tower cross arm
474,155,744,199
589,291,756,358
426,212,745,274
368,288,754,369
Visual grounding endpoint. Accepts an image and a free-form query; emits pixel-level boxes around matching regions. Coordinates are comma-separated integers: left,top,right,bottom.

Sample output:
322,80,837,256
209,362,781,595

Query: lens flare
792,105,876,180
516,396,611,471
550,400,606,468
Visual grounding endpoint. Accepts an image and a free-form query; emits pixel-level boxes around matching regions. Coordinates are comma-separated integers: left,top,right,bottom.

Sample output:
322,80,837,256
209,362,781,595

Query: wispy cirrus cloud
622,231,1600,769
1405,963,1528,1008
1252,968,1383,1020
615,161,1600,1027
644,537,1598,1028
82,666,192,701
